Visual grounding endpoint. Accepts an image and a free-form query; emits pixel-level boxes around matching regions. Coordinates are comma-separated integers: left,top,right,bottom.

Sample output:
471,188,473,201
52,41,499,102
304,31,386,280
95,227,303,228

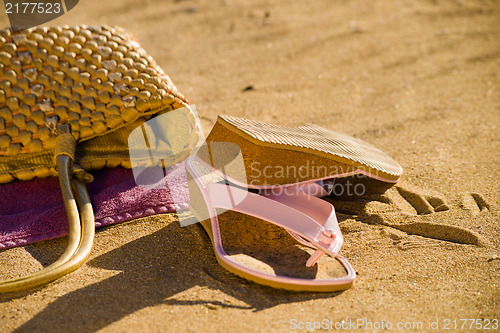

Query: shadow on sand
6,218,343,332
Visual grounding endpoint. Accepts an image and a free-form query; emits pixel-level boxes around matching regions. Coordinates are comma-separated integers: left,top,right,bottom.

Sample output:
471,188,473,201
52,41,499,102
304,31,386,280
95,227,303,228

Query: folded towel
0,163,189,249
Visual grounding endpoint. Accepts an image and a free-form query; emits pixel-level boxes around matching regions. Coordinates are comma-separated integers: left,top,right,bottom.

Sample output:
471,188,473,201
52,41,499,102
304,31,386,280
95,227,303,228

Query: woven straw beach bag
0,25,199,292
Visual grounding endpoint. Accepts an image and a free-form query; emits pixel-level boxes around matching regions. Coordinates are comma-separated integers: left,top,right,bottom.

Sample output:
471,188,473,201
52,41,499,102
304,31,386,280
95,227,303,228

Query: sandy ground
0,0,499,332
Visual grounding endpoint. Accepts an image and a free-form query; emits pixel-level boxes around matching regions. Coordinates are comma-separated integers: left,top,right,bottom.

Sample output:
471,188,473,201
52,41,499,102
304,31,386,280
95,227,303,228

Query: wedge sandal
186,115,403,292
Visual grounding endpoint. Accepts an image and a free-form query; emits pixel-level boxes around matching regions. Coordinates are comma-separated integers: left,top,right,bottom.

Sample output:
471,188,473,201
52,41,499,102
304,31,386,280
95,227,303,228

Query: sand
0,0,499,332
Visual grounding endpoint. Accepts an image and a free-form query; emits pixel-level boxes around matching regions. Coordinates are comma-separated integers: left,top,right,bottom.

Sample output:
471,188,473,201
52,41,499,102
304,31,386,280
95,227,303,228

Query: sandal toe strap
206,182,343,266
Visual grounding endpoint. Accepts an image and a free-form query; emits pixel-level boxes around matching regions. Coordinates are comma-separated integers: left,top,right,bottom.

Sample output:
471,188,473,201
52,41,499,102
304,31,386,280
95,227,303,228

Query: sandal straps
260,187,343,266
205,182,342,266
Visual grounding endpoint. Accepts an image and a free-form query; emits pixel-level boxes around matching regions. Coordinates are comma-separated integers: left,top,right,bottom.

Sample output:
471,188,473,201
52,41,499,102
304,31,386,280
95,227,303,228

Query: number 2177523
5,2,62,14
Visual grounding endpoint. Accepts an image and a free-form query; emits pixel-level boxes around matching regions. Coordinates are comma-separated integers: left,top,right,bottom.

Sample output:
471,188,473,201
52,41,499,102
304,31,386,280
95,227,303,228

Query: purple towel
0,163,189,250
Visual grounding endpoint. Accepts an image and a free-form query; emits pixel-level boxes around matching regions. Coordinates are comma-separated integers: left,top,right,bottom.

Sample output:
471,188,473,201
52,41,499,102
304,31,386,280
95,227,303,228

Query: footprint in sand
327,181,494,250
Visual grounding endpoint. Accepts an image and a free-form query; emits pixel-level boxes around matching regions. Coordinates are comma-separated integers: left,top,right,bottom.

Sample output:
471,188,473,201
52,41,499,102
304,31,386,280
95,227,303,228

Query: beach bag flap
0,24,198,183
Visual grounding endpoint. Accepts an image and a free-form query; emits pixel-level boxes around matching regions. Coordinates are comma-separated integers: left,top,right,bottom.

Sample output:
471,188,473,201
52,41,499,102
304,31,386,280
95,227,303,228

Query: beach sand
0,0,499,331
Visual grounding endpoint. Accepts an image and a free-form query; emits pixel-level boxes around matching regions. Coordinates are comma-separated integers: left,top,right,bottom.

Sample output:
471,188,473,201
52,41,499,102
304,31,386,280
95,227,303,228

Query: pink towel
0,164,189,249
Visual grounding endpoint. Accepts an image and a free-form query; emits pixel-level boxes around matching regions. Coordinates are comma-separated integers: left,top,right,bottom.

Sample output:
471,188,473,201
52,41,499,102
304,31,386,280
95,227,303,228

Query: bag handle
0,126,95,292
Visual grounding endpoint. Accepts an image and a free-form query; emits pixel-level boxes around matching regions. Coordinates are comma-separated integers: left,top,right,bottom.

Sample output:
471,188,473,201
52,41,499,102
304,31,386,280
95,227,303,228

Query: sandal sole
211,115,402,186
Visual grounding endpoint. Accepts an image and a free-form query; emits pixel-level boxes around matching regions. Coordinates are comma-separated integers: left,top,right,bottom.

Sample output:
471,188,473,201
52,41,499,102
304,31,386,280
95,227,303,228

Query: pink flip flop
186,115,402,292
